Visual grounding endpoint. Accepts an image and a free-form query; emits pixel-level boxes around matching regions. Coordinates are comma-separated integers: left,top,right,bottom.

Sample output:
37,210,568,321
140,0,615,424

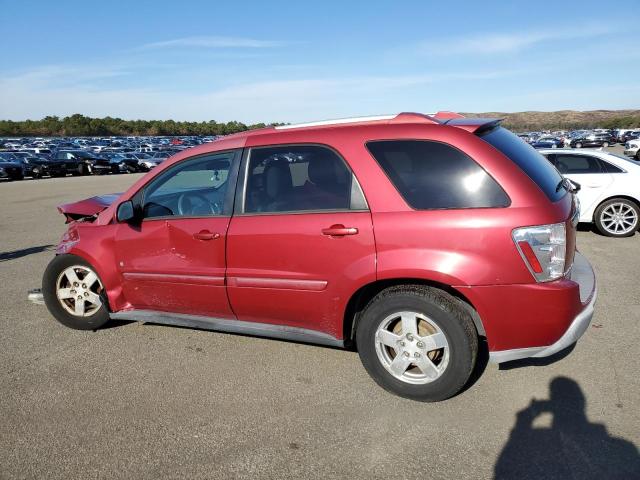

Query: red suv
41,112,597,401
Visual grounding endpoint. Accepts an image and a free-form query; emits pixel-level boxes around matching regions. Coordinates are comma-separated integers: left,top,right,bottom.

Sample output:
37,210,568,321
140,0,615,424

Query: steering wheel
177,192,220,216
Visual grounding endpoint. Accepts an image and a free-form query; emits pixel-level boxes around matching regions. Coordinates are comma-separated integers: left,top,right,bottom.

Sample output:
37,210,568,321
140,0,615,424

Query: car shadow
0,244,53,262
494,376,640,479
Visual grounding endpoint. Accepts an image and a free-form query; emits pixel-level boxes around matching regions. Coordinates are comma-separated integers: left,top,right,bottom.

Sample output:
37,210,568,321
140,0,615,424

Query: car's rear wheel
356,285,477,402
575,142,583,148
594,198,639,237
42,254,110,330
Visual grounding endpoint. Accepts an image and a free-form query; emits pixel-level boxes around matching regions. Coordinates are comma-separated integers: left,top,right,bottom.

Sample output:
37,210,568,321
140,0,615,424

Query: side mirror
116,200,137,223
568,179,581,193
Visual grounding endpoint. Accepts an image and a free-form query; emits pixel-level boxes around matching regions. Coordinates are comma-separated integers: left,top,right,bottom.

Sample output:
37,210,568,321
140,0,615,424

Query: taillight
512,223,566,282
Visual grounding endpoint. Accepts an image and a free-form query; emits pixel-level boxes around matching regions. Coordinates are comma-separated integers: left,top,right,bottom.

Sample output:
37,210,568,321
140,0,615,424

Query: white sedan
540,149,640,237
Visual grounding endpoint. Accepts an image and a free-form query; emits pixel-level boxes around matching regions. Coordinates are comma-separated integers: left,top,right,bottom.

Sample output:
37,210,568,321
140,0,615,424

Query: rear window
480,127,566,201
366,140,510,210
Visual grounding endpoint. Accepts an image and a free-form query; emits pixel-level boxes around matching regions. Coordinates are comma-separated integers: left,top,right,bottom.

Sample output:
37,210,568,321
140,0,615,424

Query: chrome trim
109,310,344,348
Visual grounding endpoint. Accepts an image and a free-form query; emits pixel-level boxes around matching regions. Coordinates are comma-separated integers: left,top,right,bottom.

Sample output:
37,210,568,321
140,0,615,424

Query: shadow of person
495,377,639,479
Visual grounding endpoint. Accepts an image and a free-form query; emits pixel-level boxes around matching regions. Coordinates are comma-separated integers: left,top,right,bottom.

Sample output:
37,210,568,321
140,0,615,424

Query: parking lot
1,165,639,478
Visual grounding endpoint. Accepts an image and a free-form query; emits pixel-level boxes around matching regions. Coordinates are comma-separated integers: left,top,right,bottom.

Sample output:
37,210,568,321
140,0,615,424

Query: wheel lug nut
82,284,87,289
77,295,83,300
399,341,406,347
403,351,410,357
417,341,425,348
70,290,76,294
406,333,413,341
73,282,79,287
84,292,89,297
414,352,421,358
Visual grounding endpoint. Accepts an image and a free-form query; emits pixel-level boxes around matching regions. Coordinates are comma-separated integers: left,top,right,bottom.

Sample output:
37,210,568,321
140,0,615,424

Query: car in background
101,152,140,173
621,130,640,143
569,133,614,148
531,136,564,149
49,150,111,176
624,139,640,160
541,148,640,237
0,153,25,180
9,152,50,178
137,157,164,171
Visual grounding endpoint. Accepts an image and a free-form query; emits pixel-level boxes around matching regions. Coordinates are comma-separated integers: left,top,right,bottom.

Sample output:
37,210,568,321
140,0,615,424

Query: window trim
136,148,241,222
365,138,511,211
234,143,370,216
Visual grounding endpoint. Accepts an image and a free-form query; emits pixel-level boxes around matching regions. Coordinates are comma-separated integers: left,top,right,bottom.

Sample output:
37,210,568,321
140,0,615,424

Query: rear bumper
488,252,597,363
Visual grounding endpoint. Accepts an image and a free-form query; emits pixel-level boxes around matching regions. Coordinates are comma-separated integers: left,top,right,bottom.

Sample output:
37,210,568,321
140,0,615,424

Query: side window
599,160,624,173
366,140,510,210
554,155,602,174
243,145,366,214
142,152,235,219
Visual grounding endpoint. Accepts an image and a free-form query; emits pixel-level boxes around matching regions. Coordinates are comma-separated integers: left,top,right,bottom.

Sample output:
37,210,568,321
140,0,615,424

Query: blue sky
1,0,638,123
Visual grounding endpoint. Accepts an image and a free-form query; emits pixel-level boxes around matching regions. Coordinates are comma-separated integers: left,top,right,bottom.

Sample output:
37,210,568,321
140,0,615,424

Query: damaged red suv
41,112,596,401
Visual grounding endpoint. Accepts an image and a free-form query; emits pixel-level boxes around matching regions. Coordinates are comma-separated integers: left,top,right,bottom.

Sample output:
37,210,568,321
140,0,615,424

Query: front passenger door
115,151,240,318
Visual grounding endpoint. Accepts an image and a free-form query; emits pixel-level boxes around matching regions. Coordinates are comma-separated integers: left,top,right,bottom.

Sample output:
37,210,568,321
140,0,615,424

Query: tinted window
366,140,509,209
480,127,566,201
142,152,235,219
554,154,601,174
599,159,624,173
244,145,366,213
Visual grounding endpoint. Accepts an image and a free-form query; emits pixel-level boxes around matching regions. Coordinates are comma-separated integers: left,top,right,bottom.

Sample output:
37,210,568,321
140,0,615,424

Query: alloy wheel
55,265,103,317
600,202,638,236
375,311,450,385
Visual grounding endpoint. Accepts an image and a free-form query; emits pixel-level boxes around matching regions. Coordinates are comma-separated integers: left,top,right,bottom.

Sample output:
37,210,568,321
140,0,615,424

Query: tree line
0,114,275,137
1,112,639,137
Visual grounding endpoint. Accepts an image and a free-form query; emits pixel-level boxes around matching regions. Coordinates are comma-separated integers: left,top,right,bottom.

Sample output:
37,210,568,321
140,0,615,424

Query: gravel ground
1,149,639,479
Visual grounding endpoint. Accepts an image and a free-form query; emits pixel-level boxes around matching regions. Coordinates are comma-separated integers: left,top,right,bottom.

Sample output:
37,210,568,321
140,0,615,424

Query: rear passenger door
550,153,613,213
225,144,376,341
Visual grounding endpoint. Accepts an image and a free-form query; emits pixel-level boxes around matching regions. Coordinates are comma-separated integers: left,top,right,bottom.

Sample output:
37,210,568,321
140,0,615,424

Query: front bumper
489,252,597,363
624,149,638,157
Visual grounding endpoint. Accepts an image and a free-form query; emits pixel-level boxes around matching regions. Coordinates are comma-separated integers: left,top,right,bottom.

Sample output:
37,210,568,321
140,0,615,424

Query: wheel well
342,278,485,347
593,195,640,221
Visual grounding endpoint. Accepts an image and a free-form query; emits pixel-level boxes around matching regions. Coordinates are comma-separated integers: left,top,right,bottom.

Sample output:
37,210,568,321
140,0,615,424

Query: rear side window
553,154,602,174
480,127,566,201
366,140,509,210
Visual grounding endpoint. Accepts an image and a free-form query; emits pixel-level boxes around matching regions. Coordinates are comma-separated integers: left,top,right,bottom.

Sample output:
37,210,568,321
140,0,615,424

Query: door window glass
554,154,602,174
244,145,366,213
142,152,235,219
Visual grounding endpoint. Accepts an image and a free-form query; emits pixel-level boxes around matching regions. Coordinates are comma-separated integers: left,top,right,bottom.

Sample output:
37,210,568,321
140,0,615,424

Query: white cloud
419,24,613,55
138,36,285,50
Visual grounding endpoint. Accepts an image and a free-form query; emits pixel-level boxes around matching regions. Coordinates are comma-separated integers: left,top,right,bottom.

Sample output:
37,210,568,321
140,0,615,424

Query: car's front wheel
594,198,640,237
42,254,110,330
356,285,478,402
575,142,583,148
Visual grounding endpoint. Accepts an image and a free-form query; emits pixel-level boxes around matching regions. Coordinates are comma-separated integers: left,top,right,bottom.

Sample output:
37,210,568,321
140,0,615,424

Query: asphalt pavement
1,151,638,479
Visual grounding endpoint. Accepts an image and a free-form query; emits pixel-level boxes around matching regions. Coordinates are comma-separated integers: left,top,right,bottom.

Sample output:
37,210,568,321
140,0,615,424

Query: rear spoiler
441,117,504,134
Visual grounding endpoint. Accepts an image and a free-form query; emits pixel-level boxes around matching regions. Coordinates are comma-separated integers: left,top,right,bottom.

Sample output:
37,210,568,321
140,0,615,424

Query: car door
551,153,613,214
225,144,376,341
114,150,240,318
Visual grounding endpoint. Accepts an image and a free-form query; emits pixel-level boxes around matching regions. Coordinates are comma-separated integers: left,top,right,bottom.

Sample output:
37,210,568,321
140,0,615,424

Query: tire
356,285,478,402
42,254,110,330
635,152,640,161
594,198,640,238
32,168,42,179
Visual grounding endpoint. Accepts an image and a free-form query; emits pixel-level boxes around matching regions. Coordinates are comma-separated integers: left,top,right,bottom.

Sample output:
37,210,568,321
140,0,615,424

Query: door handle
193,230,220,241
321,224,359,236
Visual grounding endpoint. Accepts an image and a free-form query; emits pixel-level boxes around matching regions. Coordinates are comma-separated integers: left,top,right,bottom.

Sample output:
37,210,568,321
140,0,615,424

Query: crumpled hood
58,193,121,222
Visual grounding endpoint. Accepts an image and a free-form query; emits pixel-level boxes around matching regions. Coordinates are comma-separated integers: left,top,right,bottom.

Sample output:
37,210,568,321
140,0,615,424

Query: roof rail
273,111,466,130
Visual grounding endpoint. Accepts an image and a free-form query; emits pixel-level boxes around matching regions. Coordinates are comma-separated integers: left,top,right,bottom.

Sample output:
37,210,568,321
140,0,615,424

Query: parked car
541,149,640,237
49,150,111,176
621,130,640,143
569,133,614,148
10,152,50,178
38,112,596,402
624,140,640,160
0,157,24,181
531,136,564,149
101,152,140,173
